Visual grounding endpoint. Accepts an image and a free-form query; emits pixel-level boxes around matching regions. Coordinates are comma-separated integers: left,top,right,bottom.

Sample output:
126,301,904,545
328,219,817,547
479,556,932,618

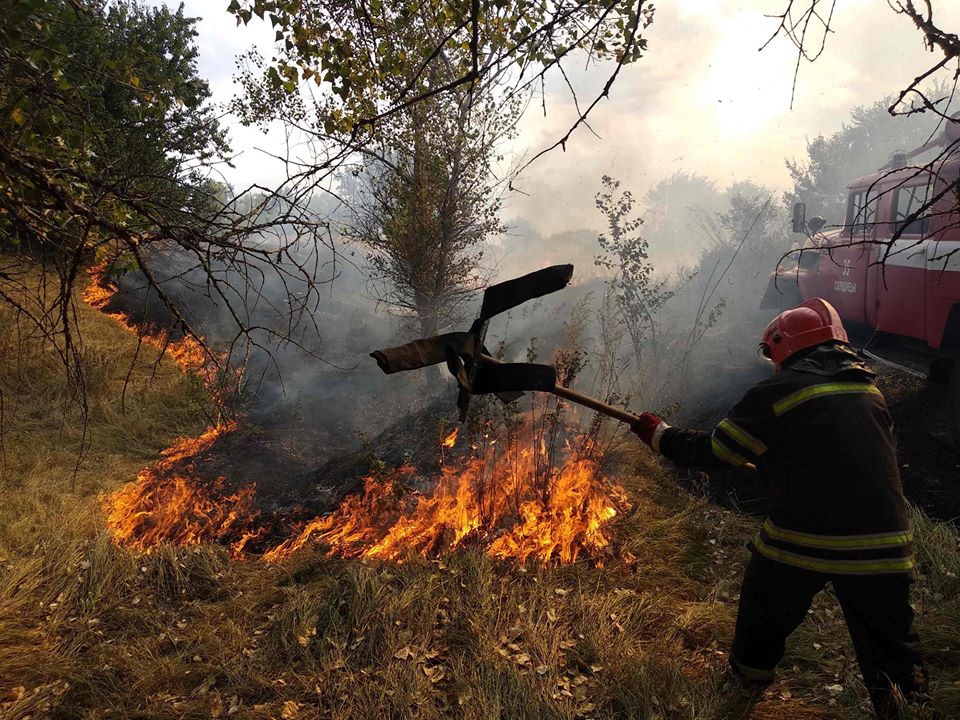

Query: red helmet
759,298,849,370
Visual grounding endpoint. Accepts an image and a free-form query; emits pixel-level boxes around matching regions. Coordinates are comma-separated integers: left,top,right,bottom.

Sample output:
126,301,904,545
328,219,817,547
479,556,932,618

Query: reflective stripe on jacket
658,344,913,575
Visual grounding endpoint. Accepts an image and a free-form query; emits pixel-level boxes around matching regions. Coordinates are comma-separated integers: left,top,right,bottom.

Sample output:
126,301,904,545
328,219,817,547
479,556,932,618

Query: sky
157,0,960,239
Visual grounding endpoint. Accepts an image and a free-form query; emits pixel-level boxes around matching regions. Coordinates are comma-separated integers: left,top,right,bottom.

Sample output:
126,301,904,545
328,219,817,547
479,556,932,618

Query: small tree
594,175,673,402
346,89,507,336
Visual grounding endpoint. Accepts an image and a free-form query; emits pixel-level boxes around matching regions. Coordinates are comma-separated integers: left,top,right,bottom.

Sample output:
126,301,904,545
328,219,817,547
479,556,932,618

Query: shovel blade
370,332,471,374
478,264,574,321
370,265,574,374
472,363,557,394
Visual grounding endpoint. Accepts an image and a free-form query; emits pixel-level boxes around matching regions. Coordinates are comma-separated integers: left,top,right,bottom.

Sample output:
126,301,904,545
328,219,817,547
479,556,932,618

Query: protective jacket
659,344,914,575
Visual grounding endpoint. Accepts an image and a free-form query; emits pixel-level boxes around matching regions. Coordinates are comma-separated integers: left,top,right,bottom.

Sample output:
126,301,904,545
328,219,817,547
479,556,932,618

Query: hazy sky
158,0,960,237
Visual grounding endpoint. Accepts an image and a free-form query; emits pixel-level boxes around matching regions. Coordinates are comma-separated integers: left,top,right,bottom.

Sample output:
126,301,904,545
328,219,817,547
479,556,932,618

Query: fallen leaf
422,665,446,683
281,700,300,718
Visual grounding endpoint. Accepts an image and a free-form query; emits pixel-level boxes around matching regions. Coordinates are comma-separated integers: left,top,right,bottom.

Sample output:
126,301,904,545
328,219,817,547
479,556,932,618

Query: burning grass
101,417,631,566
86,261,630,567
102,421,264,558
261,434,628,564
82,264,233,399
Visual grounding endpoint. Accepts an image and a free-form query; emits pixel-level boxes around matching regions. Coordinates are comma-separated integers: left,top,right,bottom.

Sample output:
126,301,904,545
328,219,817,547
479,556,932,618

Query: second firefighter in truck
632,298,934,720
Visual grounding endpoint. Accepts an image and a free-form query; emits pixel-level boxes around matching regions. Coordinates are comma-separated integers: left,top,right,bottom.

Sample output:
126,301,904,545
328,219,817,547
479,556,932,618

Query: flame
263,433,628,565
87,264,629,566
101,416,628,566
102,421,261,557
82,265,227,392
87,264,255,556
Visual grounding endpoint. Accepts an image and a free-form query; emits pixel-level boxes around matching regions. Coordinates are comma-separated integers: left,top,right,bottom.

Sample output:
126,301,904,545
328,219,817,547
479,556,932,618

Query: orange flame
87,264,628,566
442,427,458,448
82,265,228,393
101,419,627,566
262,433,628,565
88,264,255,556
102,421,261,557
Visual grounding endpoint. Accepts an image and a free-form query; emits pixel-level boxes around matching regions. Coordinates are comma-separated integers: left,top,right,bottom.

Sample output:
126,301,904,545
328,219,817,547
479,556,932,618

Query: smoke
106,238,447,470
99,60,952,506
501,1,960,245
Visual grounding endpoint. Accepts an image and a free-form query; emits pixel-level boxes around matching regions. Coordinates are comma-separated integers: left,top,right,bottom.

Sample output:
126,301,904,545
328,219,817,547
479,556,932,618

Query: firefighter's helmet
759,298,849,370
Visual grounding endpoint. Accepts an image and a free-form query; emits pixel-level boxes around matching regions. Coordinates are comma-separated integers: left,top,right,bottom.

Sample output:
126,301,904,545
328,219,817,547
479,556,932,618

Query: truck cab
762,143,960,442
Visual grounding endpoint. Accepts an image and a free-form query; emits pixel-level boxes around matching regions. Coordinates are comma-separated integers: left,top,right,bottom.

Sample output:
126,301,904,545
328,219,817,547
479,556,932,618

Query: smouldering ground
1,279,958,719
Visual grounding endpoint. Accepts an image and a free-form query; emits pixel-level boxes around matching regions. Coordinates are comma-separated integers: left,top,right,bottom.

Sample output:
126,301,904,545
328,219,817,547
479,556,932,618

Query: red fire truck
761,121,960,444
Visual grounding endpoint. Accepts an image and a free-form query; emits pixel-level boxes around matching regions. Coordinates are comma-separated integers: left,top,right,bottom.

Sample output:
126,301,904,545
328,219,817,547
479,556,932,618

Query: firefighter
632,298,935,719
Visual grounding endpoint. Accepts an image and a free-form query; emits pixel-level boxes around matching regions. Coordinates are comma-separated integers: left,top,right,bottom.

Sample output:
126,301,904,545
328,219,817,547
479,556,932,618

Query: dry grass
1,271,958,719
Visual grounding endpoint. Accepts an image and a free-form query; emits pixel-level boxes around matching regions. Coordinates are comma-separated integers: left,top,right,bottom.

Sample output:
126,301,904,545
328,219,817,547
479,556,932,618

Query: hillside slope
0,275,957,720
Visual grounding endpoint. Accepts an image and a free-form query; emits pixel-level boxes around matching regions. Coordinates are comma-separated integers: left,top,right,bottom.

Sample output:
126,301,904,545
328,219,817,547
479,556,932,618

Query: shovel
370,264,640,426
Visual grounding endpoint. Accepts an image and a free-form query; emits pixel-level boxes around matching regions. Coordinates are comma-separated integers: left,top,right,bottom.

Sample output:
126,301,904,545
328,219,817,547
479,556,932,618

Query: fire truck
761,120,960,444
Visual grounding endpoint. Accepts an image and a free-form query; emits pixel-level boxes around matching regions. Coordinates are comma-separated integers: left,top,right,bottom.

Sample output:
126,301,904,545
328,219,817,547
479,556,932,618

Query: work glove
631,412,667,451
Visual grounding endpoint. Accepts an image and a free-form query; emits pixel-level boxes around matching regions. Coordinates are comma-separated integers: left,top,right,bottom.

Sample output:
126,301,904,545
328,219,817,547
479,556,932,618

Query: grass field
0,278,958,719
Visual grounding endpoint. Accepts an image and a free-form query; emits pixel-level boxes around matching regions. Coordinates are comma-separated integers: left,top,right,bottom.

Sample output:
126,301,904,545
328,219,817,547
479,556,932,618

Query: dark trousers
730,552,930,719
